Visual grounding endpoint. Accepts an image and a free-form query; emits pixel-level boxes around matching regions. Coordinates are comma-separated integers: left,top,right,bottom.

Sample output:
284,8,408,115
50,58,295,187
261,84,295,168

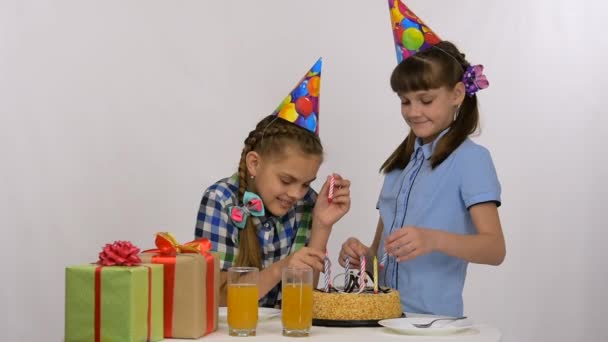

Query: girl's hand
384,226,438,262
285,247,325,272
338,237,370,268
313,174,351,228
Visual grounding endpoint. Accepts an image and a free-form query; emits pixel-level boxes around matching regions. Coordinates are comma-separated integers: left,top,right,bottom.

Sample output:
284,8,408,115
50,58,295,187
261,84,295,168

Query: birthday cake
312,271,402,321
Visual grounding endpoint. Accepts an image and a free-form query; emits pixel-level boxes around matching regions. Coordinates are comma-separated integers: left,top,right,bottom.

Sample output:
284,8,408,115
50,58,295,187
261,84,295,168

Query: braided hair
381,40,480,172
235,115,323,268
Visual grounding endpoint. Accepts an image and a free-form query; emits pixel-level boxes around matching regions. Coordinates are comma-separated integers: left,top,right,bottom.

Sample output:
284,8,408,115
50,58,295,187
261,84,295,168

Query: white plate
378,316,475,336
218,307,281,322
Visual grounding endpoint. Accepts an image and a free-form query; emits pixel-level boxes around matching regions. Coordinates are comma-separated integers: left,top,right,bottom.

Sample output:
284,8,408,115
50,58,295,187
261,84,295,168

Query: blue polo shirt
377,130,501,316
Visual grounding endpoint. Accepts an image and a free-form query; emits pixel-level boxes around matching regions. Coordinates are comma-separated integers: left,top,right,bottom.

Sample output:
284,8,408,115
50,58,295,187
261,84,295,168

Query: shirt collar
254,212,279,231
414,127,450,160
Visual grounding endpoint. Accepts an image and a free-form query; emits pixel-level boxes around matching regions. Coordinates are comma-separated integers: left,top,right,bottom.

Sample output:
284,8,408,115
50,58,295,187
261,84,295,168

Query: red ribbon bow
97,240,142,266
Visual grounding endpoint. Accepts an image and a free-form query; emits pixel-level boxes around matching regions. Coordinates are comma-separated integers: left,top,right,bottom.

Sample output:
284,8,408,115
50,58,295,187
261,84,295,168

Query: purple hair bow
462,64,489,97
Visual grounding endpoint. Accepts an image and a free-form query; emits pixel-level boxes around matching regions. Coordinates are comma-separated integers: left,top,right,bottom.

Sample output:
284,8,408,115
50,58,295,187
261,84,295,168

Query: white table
166,317,502,342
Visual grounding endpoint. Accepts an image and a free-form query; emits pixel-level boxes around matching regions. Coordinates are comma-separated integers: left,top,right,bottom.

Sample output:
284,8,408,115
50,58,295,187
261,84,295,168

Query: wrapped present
140,232,219,338
65,241,164,342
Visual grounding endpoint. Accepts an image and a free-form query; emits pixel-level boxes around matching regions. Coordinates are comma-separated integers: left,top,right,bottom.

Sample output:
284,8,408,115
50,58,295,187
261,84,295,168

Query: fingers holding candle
324,174,350,204
314,174,351,228
338,238,369,268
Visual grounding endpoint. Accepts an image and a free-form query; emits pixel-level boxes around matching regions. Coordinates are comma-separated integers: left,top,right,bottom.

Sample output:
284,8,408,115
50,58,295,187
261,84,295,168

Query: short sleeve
459,145,502,209
195,186,239,270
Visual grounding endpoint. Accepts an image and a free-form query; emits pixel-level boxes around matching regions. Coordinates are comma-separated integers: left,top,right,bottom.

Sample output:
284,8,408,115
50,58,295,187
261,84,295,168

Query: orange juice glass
227,267,259,337
281,267,313,337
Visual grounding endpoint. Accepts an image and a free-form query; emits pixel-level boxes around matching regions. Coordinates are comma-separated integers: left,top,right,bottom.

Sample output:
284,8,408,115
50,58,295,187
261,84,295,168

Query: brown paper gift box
140,238,220,339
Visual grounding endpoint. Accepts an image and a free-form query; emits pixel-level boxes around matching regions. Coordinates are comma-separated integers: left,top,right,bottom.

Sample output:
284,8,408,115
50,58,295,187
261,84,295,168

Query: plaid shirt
195,174,316,307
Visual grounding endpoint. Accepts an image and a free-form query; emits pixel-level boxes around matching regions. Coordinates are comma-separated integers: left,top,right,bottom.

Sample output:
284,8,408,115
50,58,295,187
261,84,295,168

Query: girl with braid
340,3,505,316
195,59,351,307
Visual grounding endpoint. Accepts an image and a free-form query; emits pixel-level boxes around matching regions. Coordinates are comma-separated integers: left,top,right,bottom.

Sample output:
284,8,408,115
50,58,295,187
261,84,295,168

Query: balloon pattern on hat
389,0,441,63
273,58,322,135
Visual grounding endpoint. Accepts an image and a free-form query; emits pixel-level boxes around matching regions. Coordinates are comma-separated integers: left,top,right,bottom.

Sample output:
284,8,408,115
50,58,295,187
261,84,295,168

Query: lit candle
373,256,378,294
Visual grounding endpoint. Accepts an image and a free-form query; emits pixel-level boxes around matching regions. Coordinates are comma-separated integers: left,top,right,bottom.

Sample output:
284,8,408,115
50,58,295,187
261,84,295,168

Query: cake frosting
312,270,402,321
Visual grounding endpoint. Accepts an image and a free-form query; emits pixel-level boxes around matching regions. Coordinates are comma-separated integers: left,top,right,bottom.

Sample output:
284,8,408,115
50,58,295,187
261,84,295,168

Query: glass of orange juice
227,267,259,337
281,267,313,337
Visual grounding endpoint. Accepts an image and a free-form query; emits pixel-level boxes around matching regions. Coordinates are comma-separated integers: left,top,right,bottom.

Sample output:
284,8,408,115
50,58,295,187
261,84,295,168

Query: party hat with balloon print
272,58,322,135
388,0,441,63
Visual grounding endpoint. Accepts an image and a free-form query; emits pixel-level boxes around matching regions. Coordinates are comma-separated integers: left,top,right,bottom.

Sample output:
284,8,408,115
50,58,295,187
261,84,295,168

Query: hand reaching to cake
285,246,326,272
338,237,370,268
384,225,438,262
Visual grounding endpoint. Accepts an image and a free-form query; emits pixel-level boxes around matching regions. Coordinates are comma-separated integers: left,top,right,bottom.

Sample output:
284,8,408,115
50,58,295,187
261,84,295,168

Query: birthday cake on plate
313,288,402,321
312,268,402,322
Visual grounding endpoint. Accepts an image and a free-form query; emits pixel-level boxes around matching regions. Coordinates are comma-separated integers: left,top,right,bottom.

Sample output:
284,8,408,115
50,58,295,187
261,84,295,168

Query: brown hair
380,41,480,173
234,115,323,268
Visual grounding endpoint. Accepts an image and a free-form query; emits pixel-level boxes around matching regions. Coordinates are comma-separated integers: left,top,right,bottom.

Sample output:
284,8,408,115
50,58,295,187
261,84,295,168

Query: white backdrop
2,0,607,341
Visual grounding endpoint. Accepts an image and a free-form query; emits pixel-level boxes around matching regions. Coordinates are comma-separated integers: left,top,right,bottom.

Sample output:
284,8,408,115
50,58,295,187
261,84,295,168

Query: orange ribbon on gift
144,232,216,337
150,232,209,256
